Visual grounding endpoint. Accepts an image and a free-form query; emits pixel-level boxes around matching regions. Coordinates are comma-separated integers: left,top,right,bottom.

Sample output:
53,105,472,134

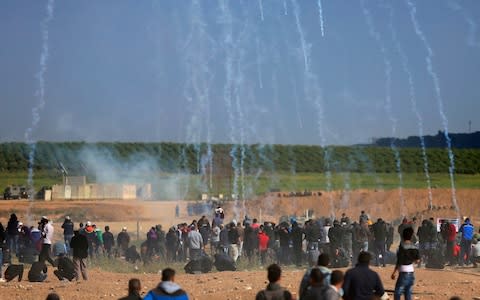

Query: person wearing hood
143,268,188,300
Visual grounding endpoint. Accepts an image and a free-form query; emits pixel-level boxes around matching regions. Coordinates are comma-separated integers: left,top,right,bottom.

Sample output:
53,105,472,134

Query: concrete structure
52,183,151,200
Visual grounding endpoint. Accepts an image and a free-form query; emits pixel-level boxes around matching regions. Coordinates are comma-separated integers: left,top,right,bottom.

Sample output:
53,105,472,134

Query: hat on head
86,221,92,226
65,216,71,220
122,226,127,231
41,216,49,222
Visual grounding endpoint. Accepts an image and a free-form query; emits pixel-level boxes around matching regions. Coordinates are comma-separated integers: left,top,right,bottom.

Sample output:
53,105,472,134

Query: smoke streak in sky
406,0,459,215
258,0,264,21
361,0,405,214
387,3,433,209
446,0,480,47
317,0,325,37
25,0,55,196
291,0,334,217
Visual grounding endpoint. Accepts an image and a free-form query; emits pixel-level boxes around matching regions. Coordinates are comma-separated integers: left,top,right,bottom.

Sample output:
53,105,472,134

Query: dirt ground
0,264,479,299
0,188,479,299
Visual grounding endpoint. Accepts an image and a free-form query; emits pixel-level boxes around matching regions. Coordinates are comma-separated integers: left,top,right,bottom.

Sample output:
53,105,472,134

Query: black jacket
70,233,89,258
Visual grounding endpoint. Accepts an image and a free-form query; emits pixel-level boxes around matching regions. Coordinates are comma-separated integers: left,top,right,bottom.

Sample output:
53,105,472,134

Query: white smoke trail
218,0,239,217
258,0,265,21
25,0,55,197
446,0,480,47
361,0,405,214
317,0,325,37
387,3,433,209
291,0,311,73
291,0,334,218
406,0,459,215
256,37,264,89
283,0,288,16
184,0,216,193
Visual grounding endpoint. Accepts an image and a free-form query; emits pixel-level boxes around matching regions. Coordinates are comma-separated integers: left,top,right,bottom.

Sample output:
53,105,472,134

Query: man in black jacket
102,226,115,258
28,261,47,282
70,230,88,281
61,216,74,255
54,253,76,281
372,218,387,267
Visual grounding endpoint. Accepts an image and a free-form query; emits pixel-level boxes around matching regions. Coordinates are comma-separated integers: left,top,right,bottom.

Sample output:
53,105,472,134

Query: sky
1,0,479,146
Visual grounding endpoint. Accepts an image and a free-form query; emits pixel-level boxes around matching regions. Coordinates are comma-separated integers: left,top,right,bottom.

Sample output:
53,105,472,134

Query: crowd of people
0,208,479,299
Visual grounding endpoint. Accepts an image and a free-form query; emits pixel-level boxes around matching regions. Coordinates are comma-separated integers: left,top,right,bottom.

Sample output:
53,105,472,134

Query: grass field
1,171,479,199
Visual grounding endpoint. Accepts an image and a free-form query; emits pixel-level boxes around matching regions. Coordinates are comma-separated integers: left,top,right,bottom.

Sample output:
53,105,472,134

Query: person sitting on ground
322,270,344,300
46,293,60,300
256,264,293,300
471,239,480,268
54,253,76,281
4,264,24,282
28,260,48,282
125,245,141,263
300,268,324,300
143,268,188,300
119,278,142,300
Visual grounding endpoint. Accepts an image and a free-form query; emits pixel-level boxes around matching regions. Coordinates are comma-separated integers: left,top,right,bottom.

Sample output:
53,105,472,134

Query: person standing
228,222,240,262
6,213,19,255
143,268,188,300
459,218,474,266
300,268,324,300
61,216,74,255
321,270,345,300
187,225,203,261
291,221,304,267
117,227,131,257
372,218,387,267
39,216,56,267
258,225,270,265
342,251,385,300
391,227,420,300
256,264,293,300
70,230,88,281
102,226,115,258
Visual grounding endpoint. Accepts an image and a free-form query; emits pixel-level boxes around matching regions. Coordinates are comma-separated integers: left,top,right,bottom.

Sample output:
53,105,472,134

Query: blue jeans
7,235,19,255
460,239,472,265
394,272,415,300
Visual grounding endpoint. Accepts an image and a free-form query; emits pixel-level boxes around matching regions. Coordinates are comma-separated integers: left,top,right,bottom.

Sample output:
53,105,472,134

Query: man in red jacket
446,222,457,265
258,225,270,265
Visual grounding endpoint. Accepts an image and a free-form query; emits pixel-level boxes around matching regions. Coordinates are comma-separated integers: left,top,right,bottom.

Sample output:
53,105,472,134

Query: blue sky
1,0,479,145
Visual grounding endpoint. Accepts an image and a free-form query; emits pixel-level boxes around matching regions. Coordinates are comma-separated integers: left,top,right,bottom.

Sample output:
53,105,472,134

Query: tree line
0,142,479,175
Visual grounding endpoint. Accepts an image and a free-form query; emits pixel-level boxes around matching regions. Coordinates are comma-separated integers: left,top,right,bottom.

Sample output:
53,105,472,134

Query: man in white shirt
39,216,56,266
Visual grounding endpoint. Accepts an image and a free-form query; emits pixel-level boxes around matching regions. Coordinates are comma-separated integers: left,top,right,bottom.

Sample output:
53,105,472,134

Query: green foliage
0,142,480,197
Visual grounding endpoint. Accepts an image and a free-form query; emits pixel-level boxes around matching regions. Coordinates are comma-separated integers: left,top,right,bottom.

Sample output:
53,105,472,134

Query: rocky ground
0,264,480,299
0,188,479,299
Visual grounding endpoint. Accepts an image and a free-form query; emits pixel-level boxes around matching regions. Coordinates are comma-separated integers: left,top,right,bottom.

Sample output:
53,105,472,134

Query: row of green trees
0,142,479,175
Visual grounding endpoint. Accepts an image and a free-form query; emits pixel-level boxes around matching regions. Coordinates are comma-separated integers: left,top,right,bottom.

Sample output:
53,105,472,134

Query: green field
1,171,479,199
